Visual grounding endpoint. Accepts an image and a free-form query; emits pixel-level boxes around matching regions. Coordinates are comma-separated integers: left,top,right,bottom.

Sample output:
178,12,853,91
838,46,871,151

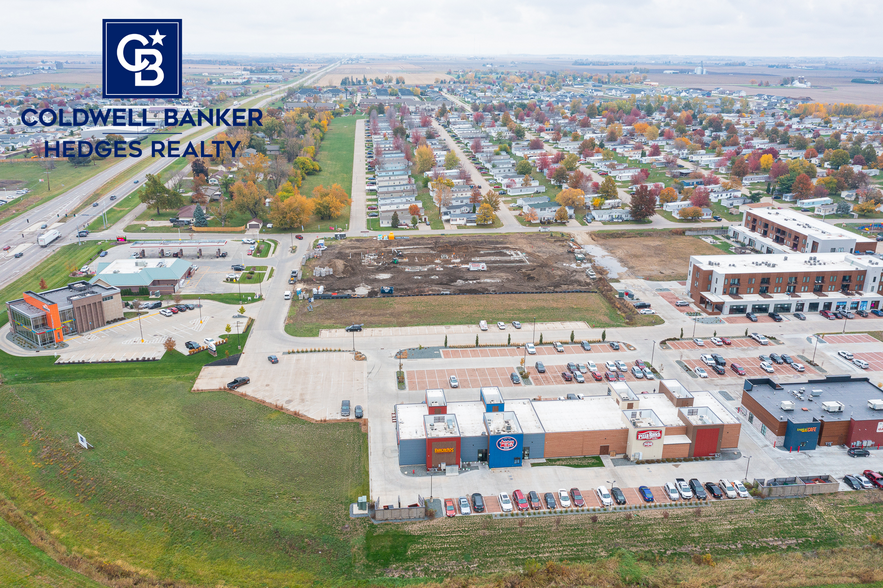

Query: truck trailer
38,229,61,247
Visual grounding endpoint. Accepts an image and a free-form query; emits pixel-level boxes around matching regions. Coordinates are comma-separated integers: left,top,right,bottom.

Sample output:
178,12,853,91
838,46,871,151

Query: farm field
590,230,725,280
285,292,660,337
316,61,451,85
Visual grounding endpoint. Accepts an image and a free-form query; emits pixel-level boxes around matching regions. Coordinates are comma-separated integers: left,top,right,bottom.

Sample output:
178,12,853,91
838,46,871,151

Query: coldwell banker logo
103,19,182,99
496,436,518,451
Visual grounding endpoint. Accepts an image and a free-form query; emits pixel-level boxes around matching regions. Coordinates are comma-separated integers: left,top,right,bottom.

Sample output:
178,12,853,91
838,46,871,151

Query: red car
527,491,542,510
863,470,883,488
605,371,617,382
169,307,179,314
512,489,529,511
590,371,603,381
616,372,627,382
721,338,732,345
295,234,304,240
444,498,456,517
730,363,746,376
570,488,585,507
2,245,10,251
561,371,573,382
634,359,646,368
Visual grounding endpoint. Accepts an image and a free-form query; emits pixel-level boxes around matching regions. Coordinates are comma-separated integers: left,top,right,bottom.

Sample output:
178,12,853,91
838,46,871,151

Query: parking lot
668,338,764,350
657,291,693,312
441,342,623,359
823,334,879,345
681,357,820,379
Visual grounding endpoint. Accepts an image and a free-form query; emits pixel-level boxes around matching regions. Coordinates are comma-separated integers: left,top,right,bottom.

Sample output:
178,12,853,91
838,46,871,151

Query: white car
587,361,597,372
710,337,723,346
615,360,628,372
664,482,680,500
449,375,459,388
838,350,854,360
759,361,774,373
203,337,216,346
693,366,708,378
512,321,522,329
676,479,693,499
733,480,750,498
791,362,806,372
499,492,513,512
458,496,471,515
719,479,738,499
605,360,617,372
226,273,239,281
596,486,613,507
700,354,716,366
643,367,654,379
525,343,536,355
159,309,173,317
853,358,869,369
857,475,874,489
242,238,256,244
557,489,571,508
693,338,705,346
639,309,656,315
497,322,506,330
554,342,565,352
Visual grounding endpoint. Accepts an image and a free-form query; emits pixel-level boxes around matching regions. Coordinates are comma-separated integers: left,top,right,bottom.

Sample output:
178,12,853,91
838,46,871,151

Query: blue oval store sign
496,436,518,451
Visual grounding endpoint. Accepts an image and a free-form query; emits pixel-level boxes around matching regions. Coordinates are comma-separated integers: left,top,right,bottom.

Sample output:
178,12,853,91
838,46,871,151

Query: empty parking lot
442,343,623,360
668,338,764,351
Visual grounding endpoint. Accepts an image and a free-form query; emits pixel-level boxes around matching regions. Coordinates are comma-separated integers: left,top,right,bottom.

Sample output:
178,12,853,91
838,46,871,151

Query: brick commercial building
687,252,883,315
395,380,741,470
740,375,883,451
729,207,875,255
6,281,122,349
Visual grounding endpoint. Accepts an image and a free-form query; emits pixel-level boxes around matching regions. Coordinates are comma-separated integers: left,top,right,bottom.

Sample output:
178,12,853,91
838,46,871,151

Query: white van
283,291,291,300
854,358,869,369
479,320,488,331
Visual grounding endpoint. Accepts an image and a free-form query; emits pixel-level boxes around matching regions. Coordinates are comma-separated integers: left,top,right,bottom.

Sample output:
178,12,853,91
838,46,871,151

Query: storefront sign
496,436,518,451
796,426,817,433
643,441,654,447
877,422,883,433
434,447,454,453
637,429,662,441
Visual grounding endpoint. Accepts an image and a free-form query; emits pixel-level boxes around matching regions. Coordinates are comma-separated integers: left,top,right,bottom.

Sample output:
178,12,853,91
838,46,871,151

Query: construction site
300,234,595,297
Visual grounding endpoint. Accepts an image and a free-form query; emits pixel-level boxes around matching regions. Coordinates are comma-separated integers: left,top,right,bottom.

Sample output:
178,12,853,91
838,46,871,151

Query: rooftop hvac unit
810,389,823,396
821,401,844,413
868,399,883,410
780,401,795,411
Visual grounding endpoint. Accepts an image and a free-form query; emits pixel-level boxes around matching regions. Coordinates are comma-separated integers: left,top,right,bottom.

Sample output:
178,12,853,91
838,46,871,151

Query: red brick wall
662,442,690,459
544,430,628,458
721,423,742,449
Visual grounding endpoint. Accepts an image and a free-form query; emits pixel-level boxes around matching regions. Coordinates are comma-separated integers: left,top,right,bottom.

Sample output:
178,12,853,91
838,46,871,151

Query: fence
685,228,729,236
191,225,246,233
371,503,426,521
754,475,839,498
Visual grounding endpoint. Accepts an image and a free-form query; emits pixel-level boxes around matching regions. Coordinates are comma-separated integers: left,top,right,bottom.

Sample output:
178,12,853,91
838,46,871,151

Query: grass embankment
285,292,660,337
0,241,109,327
0,342,369,587
532,456,604,468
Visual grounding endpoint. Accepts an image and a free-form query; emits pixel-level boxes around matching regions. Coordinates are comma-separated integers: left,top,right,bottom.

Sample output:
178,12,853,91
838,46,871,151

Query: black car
833,311,843,319
543,492,557,510
759,354,771,363
857,309,869,317
354,405,363,419
746,312,758,322
345,324,363,332
77,230,89,237
769,353,784,364
793,312,806,320
712,353,726,367
185,341,199,350
109,195,117,200
535,361,546,373
633,301,651,309
176,305,187,312
14,252,23,258
768,312,783,322
609,341,620,350
185,304,195,310
712,215,723,221
610,487,627,505
781,354,793,365
471,493,485,513
845,475,863,490
710,364,725,375
705,482,723,499
231,264,245,271
581,341,592,351
848,447,871,457
268,355,278,364
227,376,250,390
510,372,522,384
689,478,707,500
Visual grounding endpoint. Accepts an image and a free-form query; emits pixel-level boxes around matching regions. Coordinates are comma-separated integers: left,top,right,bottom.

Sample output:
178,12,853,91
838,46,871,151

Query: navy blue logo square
103,19,182,99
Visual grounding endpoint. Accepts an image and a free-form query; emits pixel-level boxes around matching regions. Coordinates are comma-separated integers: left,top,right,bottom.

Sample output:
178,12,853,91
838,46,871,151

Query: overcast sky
2,0,880,58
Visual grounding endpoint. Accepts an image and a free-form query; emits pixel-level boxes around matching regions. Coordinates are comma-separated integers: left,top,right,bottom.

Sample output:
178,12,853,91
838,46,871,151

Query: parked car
512,490,529,511
444,498,456,517
848,447,871,457
499,492,513,512
543,492,557,510
587,361,598,372
557,489,571,508
231,264,245,271
838,350,854,361
574,372,585,383
609,341,620,350
581,340,592,351
577,363,588,373
820,310,835,320
561,371,573,382
638,486,654,502
227,376,250,390
701,354,717,367
554,342,565,352
159,309,173,317
570,488,585,506
567,362,578,373
497,321,506,330
760,361,775,373
746,312,758,322
604,372,617,382
267,355,278,364
710,364,725,375
675,478,693,499
610,487,627,505
353,405,363,418
791,362,806,372
615,360,628,372
615,372,626,382
794,312,806,320
512,321,522,329
591,371,603,381
525,343,536,354
768,312,783,322
449,375,459,388
872,309,883,317
845,475,864,490
642,367,654,379
856,475,874,489
689,478,707,500
675,301,690,307
663,482,680,500
721,337,732,345
535,361,546,373
769,353,784,364
857,310,869,317
510,372,522,385
705,482,723,499
458,497,471,515
596,486,613,507
528,491,542,510
341,400,351,417
710,337,723,346
781,354,793,364
733,480,750,498
469,493,484,513
693,338,705,346
345,324,363,332
719,479,738,498
184,341,199,350
631,366,645,379
863,470,883,488
693,366,708,378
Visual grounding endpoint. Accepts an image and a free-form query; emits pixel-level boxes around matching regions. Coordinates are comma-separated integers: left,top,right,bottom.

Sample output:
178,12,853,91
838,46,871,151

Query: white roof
663,434,692,445
446,402,488,438
691,252,882,274
691,391,740,425
506,398,545,434
636,394,682,426
747,208,873,243
531,397,627,432
396,404,428,440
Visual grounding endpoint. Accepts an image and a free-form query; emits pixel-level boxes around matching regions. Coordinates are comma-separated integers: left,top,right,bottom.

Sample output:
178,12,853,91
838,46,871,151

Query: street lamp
841,311,849,334
198,296,202,324
692,319,698,339
743,455,752,481
650,340,656,366
811,334,821,364
236,320,241,349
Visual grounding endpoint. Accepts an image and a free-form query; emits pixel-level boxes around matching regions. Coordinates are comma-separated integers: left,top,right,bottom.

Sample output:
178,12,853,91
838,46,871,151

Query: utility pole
198,296,202,324
744,455,752,481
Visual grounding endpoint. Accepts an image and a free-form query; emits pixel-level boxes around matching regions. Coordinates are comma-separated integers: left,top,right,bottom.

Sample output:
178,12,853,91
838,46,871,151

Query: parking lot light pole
650,340,656,366
743,455,752,481
842,313,848,334
692,319,698,339
811,335,820,363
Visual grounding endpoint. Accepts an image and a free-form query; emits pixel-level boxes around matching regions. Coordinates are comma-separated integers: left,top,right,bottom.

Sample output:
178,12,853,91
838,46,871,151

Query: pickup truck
675,478,694,499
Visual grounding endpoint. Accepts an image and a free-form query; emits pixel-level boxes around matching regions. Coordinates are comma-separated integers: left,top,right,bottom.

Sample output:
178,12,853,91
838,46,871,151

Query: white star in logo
149,29,165,46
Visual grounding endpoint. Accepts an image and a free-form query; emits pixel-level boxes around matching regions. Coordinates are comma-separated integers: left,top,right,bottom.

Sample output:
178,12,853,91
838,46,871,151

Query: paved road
0,61,340,289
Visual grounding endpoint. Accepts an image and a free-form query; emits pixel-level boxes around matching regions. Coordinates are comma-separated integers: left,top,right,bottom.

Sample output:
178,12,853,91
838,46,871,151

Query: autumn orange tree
231,180,269,219
678,206,703,220
793,173,813,200
658,187,678,204
311,184,350,220
415,145,435,174
556,187,585,212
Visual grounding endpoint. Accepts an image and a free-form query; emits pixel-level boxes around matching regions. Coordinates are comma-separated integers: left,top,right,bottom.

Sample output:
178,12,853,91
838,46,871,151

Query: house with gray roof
91,258,195,295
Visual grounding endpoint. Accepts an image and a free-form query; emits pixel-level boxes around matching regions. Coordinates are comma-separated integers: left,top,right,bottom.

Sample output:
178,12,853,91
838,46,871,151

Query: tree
536,152,551,172
561,153,579,171
39,278,47,289
631,184,657,220
241,152,270,183
522,174,532,187
163,337,176,352
476,203,495,225
523,208,539,223
481,190,501,212
139,173,179,215
551,166,569,185
678,206,703,220
516,159,533,175
690,186,711,208
411,215,419,226
193,204,208,227
556,187,585,211
730,156,749,178
659,186,677,204
231,181,268,219
191,157,209,179
598,176,618,200
759,154,773,171
415,145,435,174
792,173,813,200
827,149,850,169
554,206,569,222
391,211,400,228
836,201,851,215
469,186,482,205
432,178,454,217
269,192,313,229
854,201,878,216
444,151,459,170
470,138,483,154
313,191,345,220
408,203,420,216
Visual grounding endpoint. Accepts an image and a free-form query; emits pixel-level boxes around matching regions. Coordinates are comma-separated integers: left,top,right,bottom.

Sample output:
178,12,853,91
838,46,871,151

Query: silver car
630,366,645,379
449,375,459,388
642,367,654,379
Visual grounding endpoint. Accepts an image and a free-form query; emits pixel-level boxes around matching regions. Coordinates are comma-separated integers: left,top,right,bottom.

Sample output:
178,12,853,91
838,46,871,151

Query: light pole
238,276,242,304
352,328,356,359
650,340,656,366
532,316,536,346
236,320,241,349
811,334,820,364
692,319,698,339
841,311,848,334
198,296,202,324
743,455,752,481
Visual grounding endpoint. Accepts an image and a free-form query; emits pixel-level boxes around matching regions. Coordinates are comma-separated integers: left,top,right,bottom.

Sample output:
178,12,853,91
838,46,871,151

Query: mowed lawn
0,350,370,587
285,293,657,337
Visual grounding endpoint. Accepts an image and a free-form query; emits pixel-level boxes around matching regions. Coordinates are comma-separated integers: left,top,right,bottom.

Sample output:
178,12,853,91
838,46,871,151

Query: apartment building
687,252,883,315
729,207,875,255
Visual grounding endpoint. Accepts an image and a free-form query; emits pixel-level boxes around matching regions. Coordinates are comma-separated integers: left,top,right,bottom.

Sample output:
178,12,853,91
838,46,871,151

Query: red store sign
637,429,662,441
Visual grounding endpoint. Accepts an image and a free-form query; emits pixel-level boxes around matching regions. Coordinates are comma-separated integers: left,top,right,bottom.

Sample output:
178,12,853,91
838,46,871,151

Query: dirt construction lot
591,231,722,281
304,234,593,297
